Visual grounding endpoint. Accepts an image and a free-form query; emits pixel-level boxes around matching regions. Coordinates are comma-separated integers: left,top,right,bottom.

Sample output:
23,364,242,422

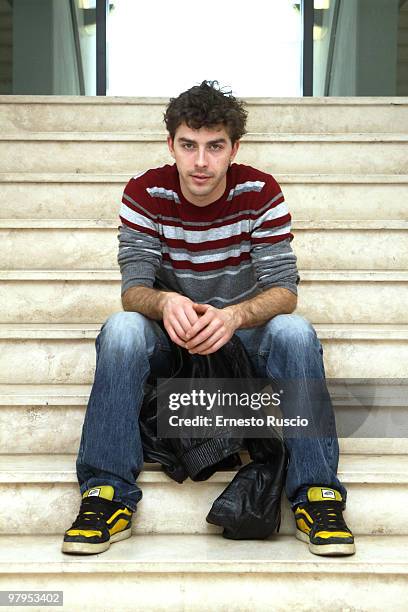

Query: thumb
192,303,210,313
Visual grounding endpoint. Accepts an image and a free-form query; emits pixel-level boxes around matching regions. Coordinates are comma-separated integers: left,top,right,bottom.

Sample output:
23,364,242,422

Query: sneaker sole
296,529,356,556
61,527,132,555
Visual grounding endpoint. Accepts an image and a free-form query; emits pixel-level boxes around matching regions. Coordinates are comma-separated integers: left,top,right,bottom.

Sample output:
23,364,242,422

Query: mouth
191,174,212,184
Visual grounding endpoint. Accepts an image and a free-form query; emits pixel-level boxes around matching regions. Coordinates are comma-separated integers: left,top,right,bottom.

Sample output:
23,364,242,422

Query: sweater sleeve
117,176,162,295
250,179,300,296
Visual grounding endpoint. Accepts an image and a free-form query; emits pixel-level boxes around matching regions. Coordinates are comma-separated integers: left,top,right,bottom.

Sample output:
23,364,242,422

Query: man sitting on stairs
62,81,355,557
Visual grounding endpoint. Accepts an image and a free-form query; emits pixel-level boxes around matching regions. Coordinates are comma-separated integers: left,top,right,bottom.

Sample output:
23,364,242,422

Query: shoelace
308,500,350,532
70,497,118,530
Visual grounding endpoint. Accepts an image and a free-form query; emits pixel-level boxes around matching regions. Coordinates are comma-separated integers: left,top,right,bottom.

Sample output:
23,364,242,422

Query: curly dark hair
164,81,247,144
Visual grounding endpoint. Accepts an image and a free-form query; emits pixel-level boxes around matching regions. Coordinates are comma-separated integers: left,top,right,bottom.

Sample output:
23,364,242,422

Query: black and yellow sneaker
294,486,355,556
61,485,132,555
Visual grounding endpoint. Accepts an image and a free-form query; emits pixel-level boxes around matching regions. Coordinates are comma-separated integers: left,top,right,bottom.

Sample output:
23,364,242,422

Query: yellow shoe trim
296,518,311,534
66,529,102,538
109,518,130,536
295,507,313,524
315,530,353,539
107,507,132,525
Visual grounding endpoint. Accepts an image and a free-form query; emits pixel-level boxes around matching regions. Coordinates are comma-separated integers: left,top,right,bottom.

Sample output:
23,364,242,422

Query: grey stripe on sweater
118,225,299,305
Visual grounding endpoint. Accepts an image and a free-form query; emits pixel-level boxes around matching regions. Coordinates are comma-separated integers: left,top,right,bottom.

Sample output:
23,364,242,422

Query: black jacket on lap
139,329,288,539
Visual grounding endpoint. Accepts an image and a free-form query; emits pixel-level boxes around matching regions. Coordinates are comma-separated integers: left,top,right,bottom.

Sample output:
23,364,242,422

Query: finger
186,320,222,349
188,327,225,353
165,317,187,346
193,303,210,314
175,308,196,337
184,303,200,327
185,310,214,340
171,310,198,342
193,333,228,355
164,325,185,347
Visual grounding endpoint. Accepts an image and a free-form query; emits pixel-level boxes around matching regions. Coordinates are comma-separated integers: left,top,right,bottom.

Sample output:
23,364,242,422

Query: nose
195,146,208,169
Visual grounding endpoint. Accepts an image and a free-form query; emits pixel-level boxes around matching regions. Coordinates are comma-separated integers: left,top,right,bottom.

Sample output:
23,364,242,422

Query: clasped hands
162,293,238,355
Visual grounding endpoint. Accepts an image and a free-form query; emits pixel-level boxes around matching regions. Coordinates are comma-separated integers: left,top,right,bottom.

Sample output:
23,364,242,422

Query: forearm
122,285,177,320
225,287,297,329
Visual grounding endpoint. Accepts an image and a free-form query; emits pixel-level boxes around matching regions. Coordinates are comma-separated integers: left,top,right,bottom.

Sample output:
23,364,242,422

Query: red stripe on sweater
255,213,291,230
121,197,285,231
120,210,288,233
156,211,284,231
163,233,251,252
122,197,158,221
120,216,159,238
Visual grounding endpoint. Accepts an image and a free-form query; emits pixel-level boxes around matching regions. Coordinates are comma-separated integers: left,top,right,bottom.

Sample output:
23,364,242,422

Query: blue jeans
76,311,346,512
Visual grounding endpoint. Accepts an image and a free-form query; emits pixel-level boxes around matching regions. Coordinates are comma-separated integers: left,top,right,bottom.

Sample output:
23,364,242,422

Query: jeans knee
268,314,319,353
98,311,149,353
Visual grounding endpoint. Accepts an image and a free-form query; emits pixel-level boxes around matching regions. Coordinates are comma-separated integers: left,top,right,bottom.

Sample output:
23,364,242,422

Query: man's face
167,123,240,207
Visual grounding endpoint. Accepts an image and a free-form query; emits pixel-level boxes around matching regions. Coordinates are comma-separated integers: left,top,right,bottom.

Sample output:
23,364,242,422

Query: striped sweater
118,163,299,307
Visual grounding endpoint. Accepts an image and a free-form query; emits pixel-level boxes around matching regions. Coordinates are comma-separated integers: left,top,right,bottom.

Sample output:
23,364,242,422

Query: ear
167,135,175,158
230,140,240,162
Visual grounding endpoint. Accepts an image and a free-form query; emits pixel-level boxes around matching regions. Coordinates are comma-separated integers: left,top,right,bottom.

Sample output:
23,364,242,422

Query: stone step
0,534,406,611
0,324,406,381
0,172,407,221
1,270,408,325
0,219,406,271
0,454,407,536
0,132,407,174
1,96,407,134
1,383,406,455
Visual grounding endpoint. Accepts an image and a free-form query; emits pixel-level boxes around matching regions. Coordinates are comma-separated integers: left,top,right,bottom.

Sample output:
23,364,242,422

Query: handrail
302,0,314,96
96,0,107,95
69,0,85,95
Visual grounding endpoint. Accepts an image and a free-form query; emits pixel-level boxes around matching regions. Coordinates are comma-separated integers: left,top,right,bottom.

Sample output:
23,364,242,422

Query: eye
182,143,195,150
209,144,222,151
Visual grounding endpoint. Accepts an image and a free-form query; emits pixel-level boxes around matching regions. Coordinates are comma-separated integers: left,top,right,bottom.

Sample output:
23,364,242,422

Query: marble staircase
0,96,407,611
